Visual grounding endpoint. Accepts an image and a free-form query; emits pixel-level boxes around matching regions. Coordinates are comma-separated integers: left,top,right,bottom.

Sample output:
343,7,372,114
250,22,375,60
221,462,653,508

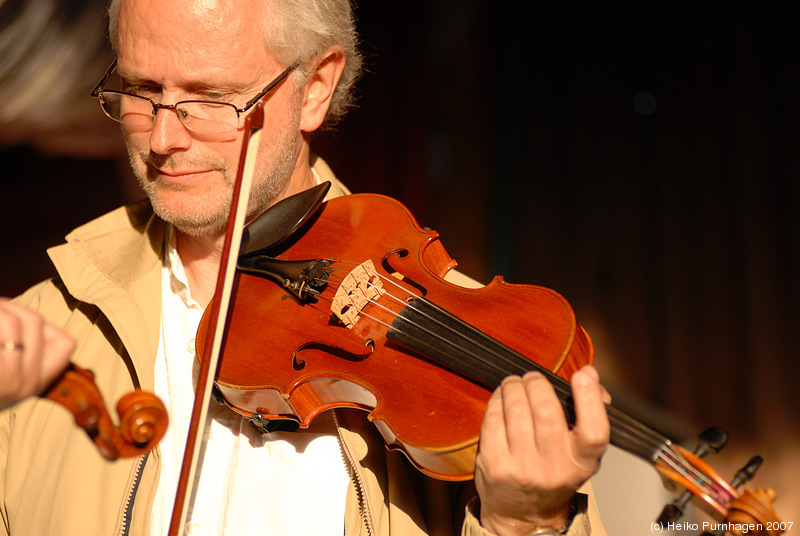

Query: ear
299,46,347,133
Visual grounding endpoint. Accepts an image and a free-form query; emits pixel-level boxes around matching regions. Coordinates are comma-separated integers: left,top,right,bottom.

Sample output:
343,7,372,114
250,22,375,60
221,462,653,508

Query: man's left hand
474,365,610,535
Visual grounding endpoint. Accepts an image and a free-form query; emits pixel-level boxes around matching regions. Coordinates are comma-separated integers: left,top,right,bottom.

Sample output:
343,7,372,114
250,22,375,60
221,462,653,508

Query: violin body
198,193,592,481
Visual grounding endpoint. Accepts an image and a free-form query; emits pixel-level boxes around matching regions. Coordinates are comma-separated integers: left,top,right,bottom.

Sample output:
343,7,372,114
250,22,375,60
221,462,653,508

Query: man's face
116,0,302,237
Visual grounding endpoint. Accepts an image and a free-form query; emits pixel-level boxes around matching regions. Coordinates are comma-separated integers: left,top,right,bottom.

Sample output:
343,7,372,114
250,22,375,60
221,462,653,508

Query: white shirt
149,226,350,536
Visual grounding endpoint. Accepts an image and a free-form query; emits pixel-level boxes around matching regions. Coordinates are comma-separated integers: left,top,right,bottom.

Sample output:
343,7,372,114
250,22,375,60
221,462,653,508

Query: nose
148,106,192,155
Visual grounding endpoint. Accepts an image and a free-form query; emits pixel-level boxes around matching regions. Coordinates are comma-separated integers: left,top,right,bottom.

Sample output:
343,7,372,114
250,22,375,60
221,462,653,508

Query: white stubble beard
124,103,303,238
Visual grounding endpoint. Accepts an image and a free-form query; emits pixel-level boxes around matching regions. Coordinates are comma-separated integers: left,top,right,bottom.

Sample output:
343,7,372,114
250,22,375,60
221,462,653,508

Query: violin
197,186,786,536
202,187,590,478
165,100,784,536
42,364,167,460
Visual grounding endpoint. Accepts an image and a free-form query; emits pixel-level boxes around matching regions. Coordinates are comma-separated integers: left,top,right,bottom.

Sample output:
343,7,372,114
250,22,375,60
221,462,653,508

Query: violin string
314,277,727,505
318,263,732,505
604,403,677,458
657,446,701,485
299,271,399,332
344,263,669,455
381,291,673,457
325,263,424,303
328,266,527,375
326,269,727,497
317,269,531,386
316,262,679,459
654,445,725,503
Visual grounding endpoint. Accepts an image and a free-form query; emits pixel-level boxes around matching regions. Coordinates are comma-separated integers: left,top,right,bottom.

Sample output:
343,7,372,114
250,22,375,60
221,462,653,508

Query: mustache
139,151,230,175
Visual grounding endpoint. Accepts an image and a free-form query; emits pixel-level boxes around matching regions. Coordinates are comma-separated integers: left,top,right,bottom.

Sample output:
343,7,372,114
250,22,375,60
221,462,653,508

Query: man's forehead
118,0,248,26
116,0,273,84
116,0,266,56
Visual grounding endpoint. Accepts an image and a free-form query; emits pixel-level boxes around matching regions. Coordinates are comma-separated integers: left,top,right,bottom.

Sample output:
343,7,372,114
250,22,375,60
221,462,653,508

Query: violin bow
167,103,265,536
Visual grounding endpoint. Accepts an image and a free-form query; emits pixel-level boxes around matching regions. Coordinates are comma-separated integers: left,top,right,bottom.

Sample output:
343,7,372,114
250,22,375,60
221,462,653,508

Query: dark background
2,1,799,521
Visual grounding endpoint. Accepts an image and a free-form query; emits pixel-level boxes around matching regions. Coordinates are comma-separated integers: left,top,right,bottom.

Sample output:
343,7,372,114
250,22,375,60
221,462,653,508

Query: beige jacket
1,156,603,536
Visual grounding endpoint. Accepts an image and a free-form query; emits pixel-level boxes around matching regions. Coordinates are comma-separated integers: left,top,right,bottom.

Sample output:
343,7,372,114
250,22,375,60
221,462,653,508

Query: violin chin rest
240,181,331,256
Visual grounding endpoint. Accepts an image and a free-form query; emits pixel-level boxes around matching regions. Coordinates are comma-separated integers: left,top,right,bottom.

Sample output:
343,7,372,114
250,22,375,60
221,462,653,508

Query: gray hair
107,0,362,127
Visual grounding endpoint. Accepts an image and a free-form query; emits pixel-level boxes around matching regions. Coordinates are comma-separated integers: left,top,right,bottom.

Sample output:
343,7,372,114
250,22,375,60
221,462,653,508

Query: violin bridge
331,260,386,328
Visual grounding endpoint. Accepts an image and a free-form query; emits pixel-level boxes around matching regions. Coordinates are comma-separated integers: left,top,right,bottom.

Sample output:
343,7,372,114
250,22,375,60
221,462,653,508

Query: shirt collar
164,224,202,310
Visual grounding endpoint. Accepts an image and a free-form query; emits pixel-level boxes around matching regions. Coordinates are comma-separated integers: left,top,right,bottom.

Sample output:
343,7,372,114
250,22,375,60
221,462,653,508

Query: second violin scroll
43,363,168,460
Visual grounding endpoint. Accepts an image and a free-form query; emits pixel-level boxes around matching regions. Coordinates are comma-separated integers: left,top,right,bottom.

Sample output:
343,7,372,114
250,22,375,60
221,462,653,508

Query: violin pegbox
655,427,785,536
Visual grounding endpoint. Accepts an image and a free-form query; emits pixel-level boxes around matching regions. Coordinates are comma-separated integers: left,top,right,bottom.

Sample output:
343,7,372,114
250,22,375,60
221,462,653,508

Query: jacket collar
45,155,349,390
47,201,165,389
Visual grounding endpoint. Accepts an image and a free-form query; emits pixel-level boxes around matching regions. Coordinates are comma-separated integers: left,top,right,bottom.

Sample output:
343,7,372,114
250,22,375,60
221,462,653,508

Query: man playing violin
1,1,610,535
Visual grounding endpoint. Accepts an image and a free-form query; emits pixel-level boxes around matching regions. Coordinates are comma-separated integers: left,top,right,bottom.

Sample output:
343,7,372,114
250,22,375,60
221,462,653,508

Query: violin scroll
724,487,783,536
43,364,167,460
116,389,169,452
656,428,784,536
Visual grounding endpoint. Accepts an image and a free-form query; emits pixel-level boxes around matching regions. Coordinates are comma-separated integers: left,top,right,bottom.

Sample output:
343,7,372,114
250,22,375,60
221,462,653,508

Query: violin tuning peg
730,456,762,488
697,426,728,456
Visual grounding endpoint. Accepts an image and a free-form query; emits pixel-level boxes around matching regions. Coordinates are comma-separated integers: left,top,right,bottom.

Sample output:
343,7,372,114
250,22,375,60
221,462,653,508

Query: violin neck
387,296,669,463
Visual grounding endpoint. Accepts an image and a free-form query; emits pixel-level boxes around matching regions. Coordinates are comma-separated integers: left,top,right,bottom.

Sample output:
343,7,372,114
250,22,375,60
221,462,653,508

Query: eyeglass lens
98,92,239,134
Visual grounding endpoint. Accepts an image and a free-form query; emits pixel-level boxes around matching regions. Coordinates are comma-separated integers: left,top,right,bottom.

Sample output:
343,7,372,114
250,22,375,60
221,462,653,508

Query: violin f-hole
291,340,373,370
382,249,428,296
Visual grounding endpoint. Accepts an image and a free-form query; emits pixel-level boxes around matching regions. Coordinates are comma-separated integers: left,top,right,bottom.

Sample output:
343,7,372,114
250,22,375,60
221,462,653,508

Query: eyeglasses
90,59,296,134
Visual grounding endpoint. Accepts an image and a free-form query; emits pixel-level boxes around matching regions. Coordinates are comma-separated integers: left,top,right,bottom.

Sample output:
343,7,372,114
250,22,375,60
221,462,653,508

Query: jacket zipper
332,410,375,536
118,453,148,536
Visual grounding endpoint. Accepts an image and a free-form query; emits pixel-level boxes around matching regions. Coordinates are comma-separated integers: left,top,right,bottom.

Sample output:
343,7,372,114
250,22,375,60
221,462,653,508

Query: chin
149,191,229,237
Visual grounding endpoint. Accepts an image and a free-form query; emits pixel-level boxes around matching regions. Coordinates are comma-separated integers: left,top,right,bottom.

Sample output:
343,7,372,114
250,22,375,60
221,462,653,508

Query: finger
521,371,569,459
0,301,71,397
478,382,513,462
574,364,612,404
498,374,543,457
0,301,41,402
3,302,42,384
0,300,23,342
7,302,45,377
569,366,610,464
